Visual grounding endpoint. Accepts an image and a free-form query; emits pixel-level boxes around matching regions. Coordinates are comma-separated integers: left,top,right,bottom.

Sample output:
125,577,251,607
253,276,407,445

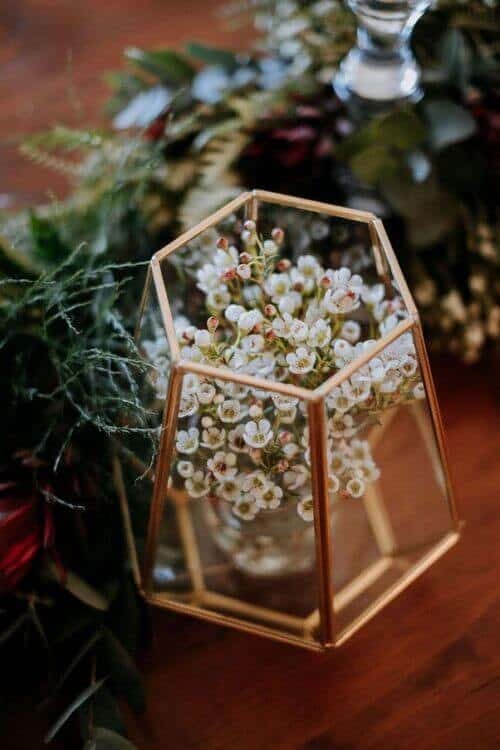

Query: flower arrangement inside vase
142,216,425,577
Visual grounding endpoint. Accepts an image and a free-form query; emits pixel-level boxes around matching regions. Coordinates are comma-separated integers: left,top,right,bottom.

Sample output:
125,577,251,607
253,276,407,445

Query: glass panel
153,375,322,644
120,275,171,574
157,198,410,393
324,327,455,639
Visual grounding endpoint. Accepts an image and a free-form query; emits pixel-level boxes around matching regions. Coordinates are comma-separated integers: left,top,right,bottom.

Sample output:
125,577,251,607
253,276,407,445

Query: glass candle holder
334,0,431,114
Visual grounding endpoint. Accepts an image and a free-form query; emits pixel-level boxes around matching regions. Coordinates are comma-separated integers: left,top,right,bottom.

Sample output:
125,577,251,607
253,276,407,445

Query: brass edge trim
252,189,375,223
412,324,461,530
177,359,315,401
371,218,419,319
335,531,460,646
154,192,253,261
308,398,336,646
313,317,415,400
143,365,183,593
147,594,326,652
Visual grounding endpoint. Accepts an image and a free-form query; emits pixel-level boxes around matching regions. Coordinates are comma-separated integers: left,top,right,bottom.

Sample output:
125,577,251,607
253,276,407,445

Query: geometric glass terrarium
120,190,460,652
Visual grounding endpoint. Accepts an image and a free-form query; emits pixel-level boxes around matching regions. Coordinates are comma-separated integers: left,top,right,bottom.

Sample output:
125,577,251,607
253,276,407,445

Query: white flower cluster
144,220,425,523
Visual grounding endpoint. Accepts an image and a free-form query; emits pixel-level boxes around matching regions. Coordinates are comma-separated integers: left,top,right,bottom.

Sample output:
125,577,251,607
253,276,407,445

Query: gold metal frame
121,190,460,652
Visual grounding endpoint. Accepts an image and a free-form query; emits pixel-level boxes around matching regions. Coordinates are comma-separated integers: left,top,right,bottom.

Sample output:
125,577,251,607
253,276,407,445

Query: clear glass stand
334,0,431,116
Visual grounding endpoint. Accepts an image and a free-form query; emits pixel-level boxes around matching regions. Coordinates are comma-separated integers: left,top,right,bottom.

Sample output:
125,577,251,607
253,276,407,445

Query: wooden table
2,3,500,749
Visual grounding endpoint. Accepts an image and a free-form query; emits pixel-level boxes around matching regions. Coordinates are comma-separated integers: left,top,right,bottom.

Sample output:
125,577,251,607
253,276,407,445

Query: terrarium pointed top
148,190,419,401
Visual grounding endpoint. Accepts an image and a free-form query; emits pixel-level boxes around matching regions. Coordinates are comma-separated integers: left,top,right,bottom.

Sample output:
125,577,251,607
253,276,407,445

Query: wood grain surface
2,2,500,749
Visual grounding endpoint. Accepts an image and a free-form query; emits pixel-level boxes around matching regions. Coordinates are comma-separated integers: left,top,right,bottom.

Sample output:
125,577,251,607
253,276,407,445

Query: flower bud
221,268,237,281
207,316,219,333
265,328,277,341
239,251,252,263
319,274,332,288
278,431,292,445
276,258,291,271
244,219,256,232
241,230,252,243
264,304,277,318
237,264,251,280
271,227,284,244
276,459,289,472
217,236,229,250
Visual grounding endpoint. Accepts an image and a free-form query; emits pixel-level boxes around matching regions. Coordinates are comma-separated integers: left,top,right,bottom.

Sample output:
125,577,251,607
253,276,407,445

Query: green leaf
125,47,194,83
46,562,110,611
86,727,137,750
97,629,145,713
185,42,239,71
371,109,426,150
349,144,400,184
30,213,69,264
423,99,476,151
79,687,126,737
438,28,472,90
44,677,107,743
382,173,459,246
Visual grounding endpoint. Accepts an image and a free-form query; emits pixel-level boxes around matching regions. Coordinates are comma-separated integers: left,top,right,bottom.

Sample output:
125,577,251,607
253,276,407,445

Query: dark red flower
0,459,55,595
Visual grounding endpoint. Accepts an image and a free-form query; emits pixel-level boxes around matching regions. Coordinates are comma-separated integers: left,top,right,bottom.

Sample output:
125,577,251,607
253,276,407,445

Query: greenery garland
0,1,498,747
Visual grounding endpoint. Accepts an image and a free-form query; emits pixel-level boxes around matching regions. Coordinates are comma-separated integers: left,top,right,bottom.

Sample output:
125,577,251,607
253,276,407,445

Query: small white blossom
198,382,216,404
185,471,210,498
413,382,426,400
346,477,366,498
182,373,200,395
194,329,211,348
286,347,316,375
233,497,259,520
244,419,273,448
278,291,302,315
207,451,238,481
220,478,242,503
227,425,247,452
265,272,291,301
283,465,309,490
341,320,361,343
361,284,385,306
241,334,265,353
257,484,283,510
217,399,245,423
307,319,331,348
297,496,314,522
225,304,246,323
207,287,231,311
178,394,198,418
177,460,194,478
238,309,263,332
201,426,226,450
176,427,200,454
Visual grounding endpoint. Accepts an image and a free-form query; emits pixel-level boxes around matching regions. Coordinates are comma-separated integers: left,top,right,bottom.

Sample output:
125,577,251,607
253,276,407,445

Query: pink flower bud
276,459,289,472
244,219,256,232
221,268,237,281
217,236,229,250
320,275,332,288
239,251,251,263
278,431,292,445
207,316,219,332
264,304,277,318
265,328,277,341
271,227,284,244
276,258,291,271
237,264,251,280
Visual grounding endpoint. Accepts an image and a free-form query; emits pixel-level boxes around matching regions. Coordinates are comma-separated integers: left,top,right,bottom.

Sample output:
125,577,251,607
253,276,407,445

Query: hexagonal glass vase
120,190,460,652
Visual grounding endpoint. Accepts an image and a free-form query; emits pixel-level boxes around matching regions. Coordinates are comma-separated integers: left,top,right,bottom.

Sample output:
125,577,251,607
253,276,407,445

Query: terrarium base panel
148,531,459,648
116,398,457,649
